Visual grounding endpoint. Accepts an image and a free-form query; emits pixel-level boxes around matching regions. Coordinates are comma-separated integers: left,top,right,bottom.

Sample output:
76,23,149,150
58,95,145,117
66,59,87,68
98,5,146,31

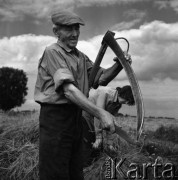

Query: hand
123,51,132,64
92,138,102,149
113,51,132,64
99,110,115,134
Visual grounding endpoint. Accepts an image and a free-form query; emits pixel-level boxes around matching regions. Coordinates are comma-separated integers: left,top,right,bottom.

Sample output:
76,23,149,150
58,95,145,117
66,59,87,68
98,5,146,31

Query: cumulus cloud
0,20,178,83
80,20,178,81
113,20,178,81
78,20,178,82
0,34,56,73
1,20,178,117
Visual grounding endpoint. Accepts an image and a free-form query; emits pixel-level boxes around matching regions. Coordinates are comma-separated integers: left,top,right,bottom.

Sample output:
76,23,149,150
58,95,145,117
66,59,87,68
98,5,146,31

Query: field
0,111,178,180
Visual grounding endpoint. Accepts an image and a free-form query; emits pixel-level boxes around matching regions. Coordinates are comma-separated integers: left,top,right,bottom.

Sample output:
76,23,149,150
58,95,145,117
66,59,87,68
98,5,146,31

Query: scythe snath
89,31,144,141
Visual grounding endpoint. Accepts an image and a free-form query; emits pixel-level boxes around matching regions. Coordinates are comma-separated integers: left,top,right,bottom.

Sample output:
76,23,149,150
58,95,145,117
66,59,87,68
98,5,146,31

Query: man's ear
53,26,59,37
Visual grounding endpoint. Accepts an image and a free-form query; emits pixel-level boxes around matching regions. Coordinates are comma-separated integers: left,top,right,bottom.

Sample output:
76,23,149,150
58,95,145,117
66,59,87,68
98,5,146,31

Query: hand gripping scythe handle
89,30,144,140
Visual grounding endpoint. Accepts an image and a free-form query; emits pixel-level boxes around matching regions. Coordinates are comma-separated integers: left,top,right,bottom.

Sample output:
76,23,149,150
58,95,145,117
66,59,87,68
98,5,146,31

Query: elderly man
34,10,130,180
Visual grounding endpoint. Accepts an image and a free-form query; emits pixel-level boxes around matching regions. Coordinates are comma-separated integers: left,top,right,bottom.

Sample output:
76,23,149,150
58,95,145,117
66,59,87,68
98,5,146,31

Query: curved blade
103,31,145,140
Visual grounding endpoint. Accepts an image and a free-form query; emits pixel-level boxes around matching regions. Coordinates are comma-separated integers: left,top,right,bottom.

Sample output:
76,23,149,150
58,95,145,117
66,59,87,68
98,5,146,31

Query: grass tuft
153,125,178,143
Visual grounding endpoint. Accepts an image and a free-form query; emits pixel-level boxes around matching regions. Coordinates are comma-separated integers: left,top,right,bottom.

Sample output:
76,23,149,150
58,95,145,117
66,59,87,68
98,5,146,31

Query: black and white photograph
0,0,178,179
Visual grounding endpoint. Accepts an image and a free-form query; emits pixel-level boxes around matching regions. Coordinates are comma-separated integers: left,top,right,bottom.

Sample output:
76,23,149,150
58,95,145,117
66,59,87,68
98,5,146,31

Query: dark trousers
39,104,84,180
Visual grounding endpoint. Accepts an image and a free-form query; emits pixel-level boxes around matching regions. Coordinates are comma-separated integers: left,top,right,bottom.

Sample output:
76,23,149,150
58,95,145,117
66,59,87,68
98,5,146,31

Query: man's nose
71,29,79,36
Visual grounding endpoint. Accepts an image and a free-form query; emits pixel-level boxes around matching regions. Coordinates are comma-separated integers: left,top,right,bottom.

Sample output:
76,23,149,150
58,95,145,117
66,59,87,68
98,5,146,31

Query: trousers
39,103,84,180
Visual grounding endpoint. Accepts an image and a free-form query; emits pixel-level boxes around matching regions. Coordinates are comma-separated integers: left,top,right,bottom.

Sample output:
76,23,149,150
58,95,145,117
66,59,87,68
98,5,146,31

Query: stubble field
0,111,178,180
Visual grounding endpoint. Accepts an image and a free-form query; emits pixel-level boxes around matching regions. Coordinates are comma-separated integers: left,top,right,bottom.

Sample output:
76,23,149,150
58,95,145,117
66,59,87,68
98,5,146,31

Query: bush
0,67,28,111
153,125,178,143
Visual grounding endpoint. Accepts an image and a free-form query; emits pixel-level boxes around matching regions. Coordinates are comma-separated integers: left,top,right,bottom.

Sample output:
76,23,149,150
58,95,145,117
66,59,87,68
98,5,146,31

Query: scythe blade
102,31,145,140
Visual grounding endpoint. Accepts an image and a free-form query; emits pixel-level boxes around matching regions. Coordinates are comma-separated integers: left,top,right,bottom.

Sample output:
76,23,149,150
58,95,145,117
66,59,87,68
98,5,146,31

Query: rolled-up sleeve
53,68,75,90
43,48,76,91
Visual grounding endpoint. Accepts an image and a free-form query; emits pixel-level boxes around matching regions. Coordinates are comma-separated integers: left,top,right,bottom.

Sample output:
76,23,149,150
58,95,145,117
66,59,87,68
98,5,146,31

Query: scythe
89,31,144,141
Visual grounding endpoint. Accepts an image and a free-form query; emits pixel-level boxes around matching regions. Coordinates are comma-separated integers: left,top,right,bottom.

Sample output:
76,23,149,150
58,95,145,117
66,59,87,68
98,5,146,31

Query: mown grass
0,111,39,180
0,112,178,180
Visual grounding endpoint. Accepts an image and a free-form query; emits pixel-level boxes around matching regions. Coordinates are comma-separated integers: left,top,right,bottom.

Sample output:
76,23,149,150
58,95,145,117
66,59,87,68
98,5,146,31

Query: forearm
63,83,116,133
63,83,103,119
99,62,123,86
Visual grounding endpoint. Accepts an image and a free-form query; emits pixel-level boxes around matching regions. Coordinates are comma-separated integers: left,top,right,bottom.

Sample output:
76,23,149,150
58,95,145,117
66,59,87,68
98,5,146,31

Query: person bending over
82,85,135,167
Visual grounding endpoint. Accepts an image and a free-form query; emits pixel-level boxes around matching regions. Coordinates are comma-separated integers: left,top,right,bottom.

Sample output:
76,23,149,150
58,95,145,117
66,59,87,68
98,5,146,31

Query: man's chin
68,42,78,49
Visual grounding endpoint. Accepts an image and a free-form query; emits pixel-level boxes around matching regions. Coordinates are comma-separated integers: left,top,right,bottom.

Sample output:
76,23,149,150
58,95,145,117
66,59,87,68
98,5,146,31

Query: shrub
153,125,178,143
0,67,28,111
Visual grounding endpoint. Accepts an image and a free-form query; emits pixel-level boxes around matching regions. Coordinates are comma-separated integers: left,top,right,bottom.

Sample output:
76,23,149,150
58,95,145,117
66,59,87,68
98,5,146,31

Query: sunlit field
0,111,178,180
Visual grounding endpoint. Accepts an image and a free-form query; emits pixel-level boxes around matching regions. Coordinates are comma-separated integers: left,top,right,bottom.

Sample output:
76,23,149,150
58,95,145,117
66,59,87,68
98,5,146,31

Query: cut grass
0,111,178,180
0,111,39,180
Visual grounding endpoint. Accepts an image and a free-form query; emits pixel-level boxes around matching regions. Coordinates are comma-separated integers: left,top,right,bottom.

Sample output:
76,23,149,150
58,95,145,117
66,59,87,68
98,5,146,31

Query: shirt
88,86,118,106
34,41,103,104
82,86,119,129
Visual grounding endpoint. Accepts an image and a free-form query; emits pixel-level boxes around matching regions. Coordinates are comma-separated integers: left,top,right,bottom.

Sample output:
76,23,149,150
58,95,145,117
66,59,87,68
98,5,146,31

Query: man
34,10,131,180
82,85,135,167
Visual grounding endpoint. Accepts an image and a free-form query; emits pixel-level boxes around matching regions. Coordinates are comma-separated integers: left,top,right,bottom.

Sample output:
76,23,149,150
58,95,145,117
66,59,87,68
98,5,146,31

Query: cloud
111,19,141,31
154,0,178,13
154,0,170,10
74,0,145,7
0,20,178,83
1,20,178,117
123,8,146,20
113,20,178,81
79,21,178,82
0,0,146,21
0,0,72,21
0,34,56,73
170,0,178,12
110,9,146,31
80,20,178,81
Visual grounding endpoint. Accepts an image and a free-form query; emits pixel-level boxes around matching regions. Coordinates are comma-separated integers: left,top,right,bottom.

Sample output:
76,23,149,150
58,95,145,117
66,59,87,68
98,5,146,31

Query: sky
0,0,178,118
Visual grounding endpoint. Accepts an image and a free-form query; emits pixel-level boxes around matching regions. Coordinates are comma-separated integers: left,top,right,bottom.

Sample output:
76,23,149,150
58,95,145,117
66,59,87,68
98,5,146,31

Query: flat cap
51,10,85,26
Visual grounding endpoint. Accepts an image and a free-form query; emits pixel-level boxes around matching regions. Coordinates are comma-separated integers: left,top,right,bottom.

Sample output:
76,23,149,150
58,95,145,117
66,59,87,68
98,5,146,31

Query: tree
0,67,28,111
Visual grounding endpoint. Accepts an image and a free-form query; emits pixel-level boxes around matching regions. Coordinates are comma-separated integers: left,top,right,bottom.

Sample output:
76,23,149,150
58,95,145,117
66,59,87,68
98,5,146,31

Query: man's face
118,97,129,105
57,24,80,49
